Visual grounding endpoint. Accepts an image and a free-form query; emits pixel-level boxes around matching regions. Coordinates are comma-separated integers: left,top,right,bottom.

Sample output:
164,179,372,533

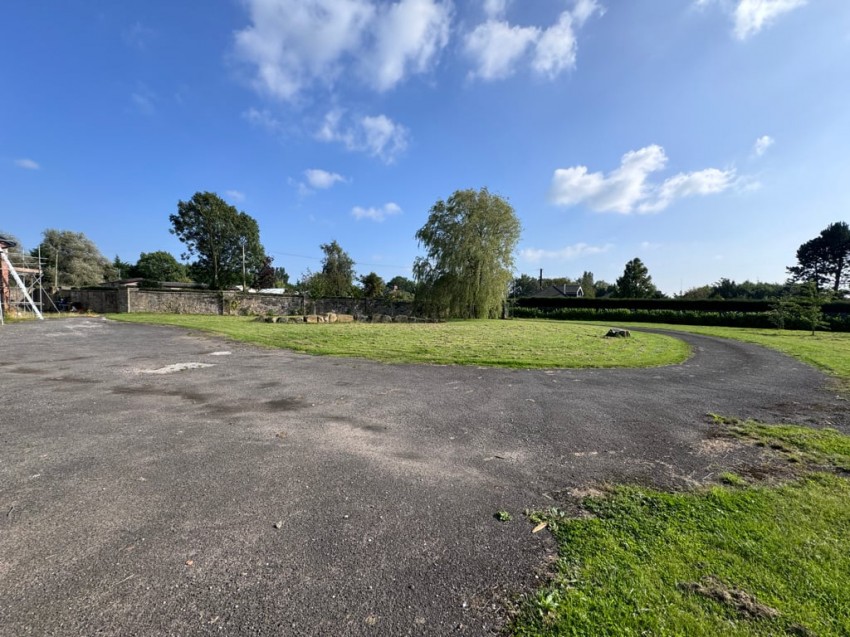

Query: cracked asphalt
0,318,845,636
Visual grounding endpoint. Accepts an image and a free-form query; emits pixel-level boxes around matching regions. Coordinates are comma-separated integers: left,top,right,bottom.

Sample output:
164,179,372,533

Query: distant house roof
0,235,18,249
526,284,584,299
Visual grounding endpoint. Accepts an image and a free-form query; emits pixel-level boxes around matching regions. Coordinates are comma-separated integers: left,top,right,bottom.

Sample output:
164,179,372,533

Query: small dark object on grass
606,328,631,338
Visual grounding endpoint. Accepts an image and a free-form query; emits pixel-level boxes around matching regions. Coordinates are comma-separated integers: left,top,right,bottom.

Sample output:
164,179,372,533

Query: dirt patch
679,576,781,619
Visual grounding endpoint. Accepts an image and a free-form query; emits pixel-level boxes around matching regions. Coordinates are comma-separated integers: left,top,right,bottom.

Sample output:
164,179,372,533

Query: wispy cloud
14,158,40,170
549,145,736,214
130,85,156,115
352,202,402,222
317,110,409,163
753,134,775,157
122,22,156,50
519,242,612,262
697,0,807,39
304,169,347,189
225,190,246,202
242,107,285,133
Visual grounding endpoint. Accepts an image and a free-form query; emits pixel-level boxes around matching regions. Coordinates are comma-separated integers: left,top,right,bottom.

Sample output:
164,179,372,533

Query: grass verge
512,421,850,636
105,315,690,369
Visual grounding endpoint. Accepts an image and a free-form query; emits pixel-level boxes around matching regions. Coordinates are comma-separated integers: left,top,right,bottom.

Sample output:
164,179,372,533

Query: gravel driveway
0,318,844,636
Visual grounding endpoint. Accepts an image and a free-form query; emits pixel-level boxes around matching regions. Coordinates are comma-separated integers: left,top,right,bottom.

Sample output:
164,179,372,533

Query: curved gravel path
0,318,845,636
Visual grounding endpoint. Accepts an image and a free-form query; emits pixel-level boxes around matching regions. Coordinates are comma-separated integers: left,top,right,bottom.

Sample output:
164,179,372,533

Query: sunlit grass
106,314,690,369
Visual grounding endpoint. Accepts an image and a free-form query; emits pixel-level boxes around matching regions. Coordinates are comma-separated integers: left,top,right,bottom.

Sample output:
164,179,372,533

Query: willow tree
414,188,521,319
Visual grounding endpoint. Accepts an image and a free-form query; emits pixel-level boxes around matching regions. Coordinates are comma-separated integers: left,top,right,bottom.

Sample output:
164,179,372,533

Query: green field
106,314,690,369
513,421,850,637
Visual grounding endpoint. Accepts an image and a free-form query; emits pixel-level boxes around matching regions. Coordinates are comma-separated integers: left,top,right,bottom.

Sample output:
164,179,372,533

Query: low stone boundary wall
59,287,414,318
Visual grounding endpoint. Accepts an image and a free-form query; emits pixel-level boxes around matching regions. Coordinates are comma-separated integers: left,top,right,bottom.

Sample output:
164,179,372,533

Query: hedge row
515,297,850,314
511,306,850,332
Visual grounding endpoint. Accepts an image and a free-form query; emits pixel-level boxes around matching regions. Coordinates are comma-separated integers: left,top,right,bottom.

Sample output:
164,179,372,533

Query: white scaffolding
0,242,45,323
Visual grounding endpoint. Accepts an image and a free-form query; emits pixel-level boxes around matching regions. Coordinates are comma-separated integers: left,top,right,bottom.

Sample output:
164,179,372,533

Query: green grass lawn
106,314,690,369
513,422,850,636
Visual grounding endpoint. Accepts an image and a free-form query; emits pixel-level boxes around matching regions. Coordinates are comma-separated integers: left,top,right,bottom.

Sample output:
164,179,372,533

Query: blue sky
2,0,849,294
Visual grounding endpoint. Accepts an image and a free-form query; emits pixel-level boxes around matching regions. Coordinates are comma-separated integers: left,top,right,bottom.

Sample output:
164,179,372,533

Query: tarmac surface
0,317,846,636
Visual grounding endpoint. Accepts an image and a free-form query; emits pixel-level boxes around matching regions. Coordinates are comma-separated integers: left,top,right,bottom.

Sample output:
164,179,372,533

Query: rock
326,312,338,323
304,314,320,324
605,328,631,338
336,314,355,323
393,315,409,323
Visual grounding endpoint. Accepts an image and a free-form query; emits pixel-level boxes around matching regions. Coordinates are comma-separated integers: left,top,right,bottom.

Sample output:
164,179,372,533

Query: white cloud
465,0,601,80
639,167,736,213
482,0,509,19
532,12,580,79
640,241,662,250
14,158,40,170
520,242,612,262
464,20,539,80
362,0,452,92
698,0,807,39
233,0,451,100
318,110,409,163
549,145,736,214
304,169,347,189
225,190,246,202
352,202,402,222
735,0,807,39
753,134,775,156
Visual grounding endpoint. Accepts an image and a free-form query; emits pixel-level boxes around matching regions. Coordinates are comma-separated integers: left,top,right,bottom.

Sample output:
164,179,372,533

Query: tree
135,251,188,282
33,229,114,288
274,266,290,288
787,222,850,293
0,231,25,259
510,274,541,298
112,256,136,280
169,191,266,290
387,275,416,294
319,240,355,296
359,272,386,298
615,258,658,298
251,256,276,289
579,271,596,298
414,188,521,318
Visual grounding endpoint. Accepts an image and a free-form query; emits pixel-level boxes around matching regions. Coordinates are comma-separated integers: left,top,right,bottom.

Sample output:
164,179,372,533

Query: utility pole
54,249,59,291
242,241,247,291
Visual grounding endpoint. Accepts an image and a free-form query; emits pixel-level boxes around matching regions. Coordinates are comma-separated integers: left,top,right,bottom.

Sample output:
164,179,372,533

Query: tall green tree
33,229,115,288
615,258,658,298
135,251,188,282
414,188,521,319
319,240,355,296
579,271,596,298
169,192,265,289
253,256,277,289
359,272,386,298
788,222,850,293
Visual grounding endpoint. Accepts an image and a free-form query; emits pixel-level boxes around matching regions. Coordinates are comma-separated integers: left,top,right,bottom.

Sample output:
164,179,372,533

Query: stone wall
60,287,414,318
